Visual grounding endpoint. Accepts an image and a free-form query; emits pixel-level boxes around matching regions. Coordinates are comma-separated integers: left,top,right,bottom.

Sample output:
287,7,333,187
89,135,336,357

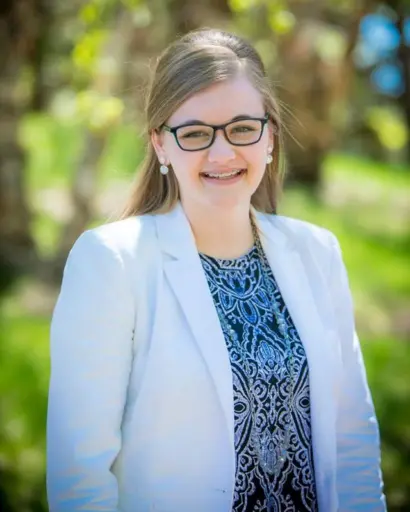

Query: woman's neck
183,202,255,259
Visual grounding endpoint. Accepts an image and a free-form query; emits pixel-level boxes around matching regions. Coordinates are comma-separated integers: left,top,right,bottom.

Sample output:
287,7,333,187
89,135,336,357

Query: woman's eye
232,125,255,133
181,131,209,138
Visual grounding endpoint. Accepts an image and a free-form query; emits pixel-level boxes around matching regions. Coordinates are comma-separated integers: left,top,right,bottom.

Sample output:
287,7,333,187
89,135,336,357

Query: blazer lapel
256,212,338,510
155,204,235,455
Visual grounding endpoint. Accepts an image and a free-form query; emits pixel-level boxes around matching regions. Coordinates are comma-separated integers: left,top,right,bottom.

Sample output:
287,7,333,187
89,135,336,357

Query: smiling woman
47,29,386,512
121,31,284,230
147,69,279,255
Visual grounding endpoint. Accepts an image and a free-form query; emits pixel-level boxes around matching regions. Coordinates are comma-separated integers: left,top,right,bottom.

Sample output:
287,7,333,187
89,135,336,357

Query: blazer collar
155,201,292,260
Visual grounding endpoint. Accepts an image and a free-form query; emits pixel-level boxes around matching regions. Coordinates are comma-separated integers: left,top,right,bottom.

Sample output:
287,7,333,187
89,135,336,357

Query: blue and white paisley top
199,245,318,512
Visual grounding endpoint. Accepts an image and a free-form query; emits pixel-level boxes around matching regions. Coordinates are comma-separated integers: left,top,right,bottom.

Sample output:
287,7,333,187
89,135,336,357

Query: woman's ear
150,129,167,162
267,120,276,150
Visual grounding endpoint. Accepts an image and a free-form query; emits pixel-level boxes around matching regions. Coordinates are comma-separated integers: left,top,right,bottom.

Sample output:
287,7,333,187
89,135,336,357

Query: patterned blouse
199,245,318,512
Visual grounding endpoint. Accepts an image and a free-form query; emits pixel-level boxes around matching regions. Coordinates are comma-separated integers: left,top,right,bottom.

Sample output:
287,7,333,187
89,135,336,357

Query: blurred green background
1,0,409,510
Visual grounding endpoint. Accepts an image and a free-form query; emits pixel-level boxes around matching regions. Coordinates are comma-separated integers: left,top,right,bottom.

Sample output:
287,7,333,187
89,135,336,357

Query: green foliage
314,26,347,64
228,0,260,13
366,107,408,152
19,112,144,191
282,155,410,322
228,0,295,37
70,0,136,136
18,112,144,259
72,29,109,74
267,7,295,35
362,339,410,509
0,315,49,511
19,113,83,189
76,91,124,133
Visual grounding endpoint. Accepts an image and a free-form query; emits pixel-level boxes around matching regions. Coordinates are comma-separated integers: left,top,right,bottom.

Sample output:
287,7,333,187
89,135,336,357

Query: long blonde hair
121,28,286,218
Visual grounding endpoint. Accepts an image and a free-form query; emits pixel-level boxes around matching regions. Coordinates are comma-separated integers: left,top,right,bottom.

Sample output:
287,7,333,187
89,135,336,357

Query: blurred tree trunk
53,8,136,277
54,132,106,265
278,2,368,189
278,35,335,189
168,0,230,35
0,0,46,276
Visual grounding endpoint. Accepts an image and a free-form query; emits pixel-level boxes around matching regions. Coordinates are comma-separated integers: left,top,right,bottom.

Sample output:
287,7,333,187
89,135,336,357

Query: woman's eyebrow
178,114,260,125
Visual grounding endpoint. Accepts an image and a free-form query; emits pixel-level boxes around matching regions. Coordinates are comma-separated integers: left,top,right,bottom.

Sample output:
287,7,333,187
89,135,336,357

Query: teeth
204,169,243,179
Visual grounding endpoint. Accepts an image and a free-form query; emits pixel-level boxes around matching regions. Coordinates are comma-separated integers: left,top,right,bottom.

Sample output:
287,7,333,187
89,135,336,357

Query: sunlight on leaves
121,0,143,8
228,0,260,14
76,91,124,132
72,30,108,72
268,9,296,35
366,107,408,151
80,3,99,24
315,27,347,64
131,4,152,28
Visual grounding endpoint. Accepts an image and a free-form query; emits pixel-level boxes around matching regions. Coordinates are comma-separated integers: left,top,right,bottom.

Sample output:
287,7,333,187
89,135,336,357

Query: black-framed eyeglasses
161,114,270,151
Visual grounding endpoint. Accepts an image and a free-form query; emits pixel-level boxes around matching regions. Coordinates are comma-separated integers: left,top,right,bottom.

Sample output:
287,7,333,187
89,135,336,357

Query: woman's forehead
168,75,265,126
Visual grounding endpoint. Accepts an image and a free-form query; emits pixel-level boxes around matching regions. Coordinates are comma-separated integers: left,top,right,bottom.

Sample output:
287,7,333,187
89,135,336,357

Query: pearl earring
159,158,169,175
266,147,273,164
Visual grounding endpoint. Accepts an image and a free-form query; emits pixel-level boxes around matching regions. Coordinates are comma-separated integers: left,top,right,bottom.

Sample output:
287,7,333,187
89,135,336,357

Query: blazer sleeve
47,229,135,511
327,234,386,511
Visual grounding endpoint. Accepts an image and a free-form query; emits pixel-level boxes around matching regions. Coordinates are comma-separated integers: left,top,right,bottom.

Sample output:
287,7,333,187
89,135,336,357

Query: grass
282,186,410,294
324,152,410,190
279,152,410,337
0,315,49,511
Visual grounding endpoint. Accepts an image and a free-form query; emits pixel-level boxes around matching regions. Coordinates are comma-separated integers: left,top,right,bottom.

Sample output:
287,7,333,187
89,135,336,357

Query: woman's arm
47,229,135,511
328,234,386,511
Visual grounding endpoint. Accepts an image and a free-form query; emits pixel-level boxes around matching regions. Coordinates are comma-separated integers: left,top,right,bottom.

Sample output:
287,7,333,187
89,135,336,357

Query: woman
47,29,386,511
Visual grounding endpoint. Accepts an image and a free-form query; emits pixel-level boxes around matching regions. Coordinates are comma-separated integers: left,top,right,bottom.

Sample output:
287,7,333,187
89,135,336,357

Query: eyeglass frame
160,114,271,152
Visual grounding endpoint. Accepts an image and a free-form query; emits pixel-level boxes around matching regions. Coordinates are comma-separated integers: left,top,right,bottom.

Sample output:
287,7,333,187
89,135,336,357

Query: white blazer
47,202,386,512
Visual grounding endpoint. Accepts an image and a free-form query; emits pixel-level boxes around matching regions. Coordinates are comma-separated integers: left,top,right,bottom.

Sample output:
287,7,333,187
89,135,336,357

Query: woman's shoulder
266,213,344,282
70,214,156,262
261,212,339,252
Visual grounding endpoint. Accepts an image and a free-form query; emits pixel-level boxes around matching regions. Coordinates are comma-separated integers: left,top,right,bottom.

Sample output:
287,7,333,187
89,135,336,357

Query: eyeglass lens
176,119,263,150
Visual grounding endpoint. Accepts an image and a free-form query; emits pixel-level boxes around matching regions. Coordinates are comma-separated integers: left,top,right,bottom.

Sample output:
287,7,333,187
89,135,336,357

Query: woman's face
152,74,274,214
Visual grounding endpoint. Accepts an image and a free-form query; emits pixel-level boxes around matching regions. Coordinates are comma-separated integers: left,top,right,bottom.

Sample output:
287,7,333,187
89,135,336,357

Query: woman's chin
180,186,253,214
204,192,251,211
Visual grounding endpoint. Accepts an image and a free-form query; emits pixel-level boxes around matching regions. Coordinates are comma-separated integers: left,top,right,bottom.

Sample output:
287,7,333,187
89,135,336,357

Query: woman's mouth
200,169,246,182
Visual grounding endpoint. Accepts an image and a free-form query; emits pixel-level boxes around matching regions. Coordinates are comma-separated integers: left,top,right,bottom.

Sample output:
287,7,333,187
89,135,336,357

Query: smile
201,169,246,180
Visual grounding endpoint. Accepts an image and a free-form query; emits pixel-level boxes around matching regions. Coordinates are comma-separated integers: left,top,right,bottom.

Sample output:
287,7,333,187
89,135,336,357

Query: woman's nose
207,130,236,162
